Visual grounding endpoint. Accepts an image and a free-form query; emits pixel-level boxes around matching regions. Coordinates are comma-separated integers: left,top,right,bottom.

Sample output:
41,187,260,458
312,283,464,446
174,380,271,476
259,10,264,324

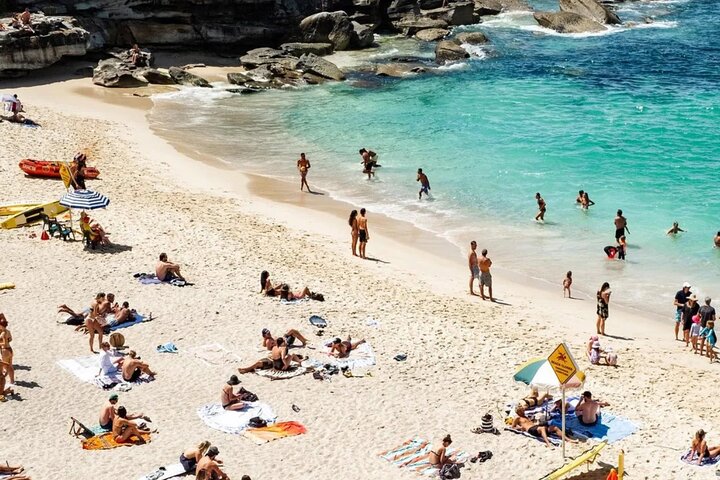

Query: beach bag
310,292,324,302
238,387,258,402
439,463,461,479
248,417,267,428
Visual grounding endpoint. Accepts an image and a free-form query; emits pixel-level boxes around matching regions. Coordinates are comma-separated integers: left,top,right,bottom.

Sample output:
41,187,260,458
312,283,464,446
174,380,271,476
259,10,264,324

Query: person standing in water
468,241,479,295
349,210,359,257
297,153,311,192
417,168,431,199
479,249,493,301
667,222,685,235
359,148,376,179
617,235,627,260
535,193,546,222
581,192,594,209
357,208,369,259
614,209,629,241
714,231,720,248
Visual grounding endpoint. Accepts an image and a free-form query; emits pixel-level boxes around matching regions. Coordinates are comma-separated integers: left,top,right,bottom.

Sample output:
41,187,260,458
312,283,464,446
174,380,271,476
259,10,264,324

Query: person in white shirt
97,342,123,376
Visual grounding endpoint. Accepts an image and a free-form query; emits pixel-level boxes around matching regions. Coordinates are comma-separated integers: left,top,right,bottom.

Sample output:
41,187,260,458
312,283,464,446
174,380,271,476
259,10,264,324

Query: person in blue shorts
673,282,692,341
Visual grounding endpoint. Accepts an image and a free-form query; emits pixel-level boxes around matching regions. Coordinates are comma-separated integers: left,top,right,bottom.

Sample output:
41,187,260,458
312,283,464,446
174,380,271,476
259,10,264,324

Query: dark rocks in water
389,1,475,36
393,16,450,35
435,39,469,64
533,11,607,33
559,0,621,24
92,58,148,87
415,27,449,41
298,11,355,51
473,0,503,16
302,72,329,84
280,42,334,56
297,53,346,81
227,72,252,85
239,47,301,70
455,31,489,44
138,68,175,84
168,66,213,87
375,62,427,77
352,21,376,49
422,3,475,26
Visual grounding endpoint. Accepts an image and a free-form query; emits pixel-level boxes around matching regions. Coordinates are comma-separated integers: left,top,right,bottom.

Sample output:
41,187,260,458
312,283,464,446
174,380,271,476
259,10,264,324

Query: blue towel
550,412,638,444
108,313,147,331
157,342,178,353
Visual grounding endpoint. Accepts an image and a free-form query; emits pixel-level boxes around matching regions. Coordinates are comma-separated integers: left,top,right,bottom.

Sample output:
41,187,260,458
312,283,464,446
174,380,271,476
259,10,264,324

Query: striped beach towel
379,438,469,476
255,366,309,380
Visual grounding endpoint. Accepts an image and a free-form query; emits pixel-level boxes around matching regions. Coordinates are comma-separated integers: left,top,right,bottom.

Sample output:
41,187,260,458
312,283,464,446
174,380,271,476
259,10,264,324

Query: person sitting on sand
691,429,720,465
667,222,685,235
121,350,156,382
512,406,576,448
156,252,185,282
180,441,211,473
99,393,149,431
520,386,552,409
221,375,246,410
97,342,123,377
279,284,311,301
270,337,306,371
260,271,282,297
0,463,30,480
575,391,609,426
196,446,229,480
330,337,365,358
112,406,151,443
111,301,134,327
429,434,461,468
261,328,307,350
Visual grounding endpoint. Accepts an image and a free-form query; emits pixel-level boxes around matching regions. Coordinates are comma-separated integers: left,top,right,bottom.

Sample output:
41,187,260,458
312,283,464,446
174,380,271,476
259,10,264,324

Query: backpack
439,463,461,479
238,387,258,402
248,417,267,428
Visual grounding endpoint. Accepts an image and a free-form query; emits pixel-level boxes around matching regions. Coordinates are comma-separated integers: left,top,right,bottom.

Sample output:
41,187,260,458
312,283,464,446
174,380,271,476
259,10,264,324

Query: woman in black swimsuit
596,282,611,336
429,434,459,468
691,429,720,465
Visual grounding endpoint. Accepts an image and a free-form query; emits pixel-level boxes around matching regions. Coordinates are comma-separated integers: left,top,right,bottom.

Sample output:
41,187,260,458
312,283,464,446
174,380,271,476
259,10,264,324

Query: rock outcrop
559,0,620,25
298,53,345,80
415,28,449,41
280,42,334,56
388,0,476,35
534,11,606,33
435,39,469,64
168,66,213,87
0,14,88,77
456,31,489,44
298,11,355,50
92,58,148,87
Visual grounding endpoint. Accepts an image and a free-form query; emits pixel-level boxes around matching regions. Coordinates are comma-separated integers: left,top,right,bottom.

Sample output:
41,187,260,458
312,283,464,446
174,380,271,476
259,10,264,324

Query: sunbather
112,406,151,443
57,304,88,323
330,337,366,358
0,313,15,386
109,301,134,327
575,391,609,426
429,434,462,468
0,463,30,480
520,386,552,409
99,393,149,430
85,293,109,353
221,375,246,411
260,271,281,297
97,342,123,377
121,350,156,382
180,440,211,473
279,284,311,301
512,406,576,448
196,446,229,480
237,356,273,374
156,253,185,282
691,429,720,465
271,337,306,371
261,328,307,350
0,358,14,401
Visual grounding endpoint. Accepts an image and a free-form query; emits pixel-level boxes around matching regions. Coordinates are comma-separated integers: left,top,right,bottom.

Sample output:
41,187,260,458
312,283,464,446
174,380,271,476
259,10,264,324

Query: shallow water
150,0,720,314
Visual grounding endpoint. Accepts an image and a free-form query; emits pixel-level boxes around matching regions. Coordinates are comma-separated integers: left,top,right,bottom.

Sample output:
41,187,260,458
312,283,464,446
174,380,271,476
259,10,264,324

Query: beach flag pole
561,385,566,458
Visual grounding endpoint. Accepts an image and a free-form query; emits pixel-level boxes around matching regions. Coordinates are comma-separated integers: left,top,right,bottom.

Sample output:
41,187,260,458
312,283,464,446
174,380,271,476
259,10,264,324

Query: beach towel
255,366,309,380
310,340,376,370
505,396,580,420
107,312,148,331
156,342,178,354
379,438,469,477
504,427,562,446
197,402,276,435
680,450,720,467
57,355,152,390
189,343,241,366
280,297,309,305
243,421,307,445
82,431,151,450
550,412,638,444
135,273,188,287
137,463,186,480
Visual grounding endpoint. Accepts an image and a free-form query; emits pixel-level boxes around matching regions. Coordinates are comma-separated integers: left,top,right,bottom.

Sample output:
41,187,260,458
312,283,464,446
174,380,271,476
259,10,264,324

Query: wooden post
618,449,624,480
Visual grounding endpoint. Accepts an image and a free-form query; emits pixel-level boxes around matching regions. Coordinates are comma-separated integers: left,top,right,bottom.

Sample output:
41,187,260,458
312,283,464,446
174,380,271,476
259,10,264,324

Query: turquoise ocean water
150,0,719,314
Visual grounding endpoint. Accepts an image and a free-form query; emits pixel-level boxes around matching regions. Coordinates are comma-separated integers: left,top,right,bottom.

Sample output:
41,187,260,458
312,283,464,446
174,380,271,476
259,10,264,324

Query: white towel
314,340,376,370
56,355,148,390
197,402,276,435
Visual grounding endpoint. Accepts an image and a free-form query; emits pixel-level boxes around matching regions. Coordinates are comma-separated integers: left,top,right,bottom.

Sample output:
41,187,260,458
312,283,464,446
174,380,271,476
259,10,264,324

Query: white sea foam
460,43,489,59
437,62,470,71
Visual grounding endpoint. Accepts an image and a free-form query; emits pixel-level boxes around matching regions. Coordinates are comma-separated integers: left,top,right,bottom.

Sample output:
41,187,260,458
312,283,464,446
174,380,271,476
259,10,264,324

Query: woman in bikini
85,293,108,353
0,313,14,386
260,271,282,297
691,429,720,465
596,282,611,336
330,337,366,358
279,284,311,301
429,434,460,468
519,386,552,409
349,210,359,256
112,406,150,443
220,375,246,410
180,440,211,473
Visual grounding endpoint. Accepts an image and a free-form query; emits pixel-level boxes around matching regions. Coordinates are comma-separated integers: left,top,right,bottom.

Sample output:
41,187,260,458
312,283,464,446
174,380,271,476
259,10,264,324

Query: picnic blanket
189,343,241,366
197,402,276,435
504,427,562,446
243,421,307,445
379,438,469,477
82,431,151,450
680,450,720,467
549,412,638,444
135,273,188,287
255,366,309,380
57,355,152,390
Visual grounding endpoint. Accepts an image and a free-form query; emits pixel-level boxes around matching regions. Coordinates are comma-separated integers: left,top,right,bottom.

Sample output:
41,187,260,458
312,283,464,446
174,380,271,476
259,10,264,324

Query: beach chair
69,417,97,439
539,441,607,480
41,214,73,241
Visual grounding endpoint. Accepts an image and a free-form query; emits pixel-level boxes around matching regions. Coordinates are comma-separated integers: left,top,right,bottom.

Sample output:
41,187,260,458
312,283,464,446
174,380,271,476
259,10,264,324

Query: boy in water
667,222,685,235
416,168,431,199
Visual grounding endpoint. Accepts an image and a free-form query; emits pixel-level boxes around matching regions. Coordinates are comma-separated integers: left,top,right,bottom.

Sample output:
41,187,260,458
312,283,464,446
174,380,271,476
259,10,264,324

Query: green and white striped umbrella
513,357,585,390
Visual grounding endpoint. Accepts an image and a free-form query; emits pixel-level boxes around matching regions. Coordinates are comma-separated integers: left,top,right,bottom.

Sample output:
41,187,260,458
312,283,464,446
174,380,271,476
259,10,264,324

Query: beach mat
243,421,307,445
135,273,189,287
108,312,148,331
82,431,151,450
255,366,309,380
680,450,720,467
197,402,276,435
137,463,186,480
57,355,152,390
189,343,242,366
550,412,638,444
379,438,468,476
504,427,562,446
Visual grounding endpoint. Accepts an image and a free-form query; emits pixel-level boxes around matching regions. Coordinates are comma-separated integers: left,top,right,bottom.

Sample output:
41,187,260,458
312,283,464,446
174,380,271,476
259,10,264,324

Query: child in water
563,271,572,298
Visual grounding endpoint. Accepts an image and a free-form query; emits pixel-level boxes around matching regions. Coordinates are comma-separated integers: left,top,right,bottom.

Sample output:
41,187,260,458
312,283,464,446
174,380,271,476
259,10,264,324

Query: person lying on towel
512,406,576,448
330,337,366,358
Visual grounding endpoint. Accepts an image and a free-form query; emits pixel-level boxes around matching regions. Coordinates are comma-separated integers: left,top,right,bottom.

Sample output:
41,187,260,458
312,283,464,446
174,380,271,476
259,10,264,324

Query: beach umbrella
514,357,585,390
59,189,109,210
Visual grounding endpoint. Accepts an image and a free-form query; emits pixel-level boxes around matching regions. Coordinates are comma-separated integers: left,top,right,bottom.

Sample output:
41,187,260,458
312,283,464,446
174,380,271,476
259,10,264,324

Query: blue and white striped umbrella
59,189,110,210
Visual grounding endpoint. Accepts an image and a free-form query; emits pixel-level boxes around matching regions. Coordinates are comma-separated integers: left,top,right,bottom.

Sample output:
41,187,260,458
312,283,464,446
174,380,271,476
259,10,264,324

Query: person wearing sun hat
673,282,692,340
197,446,230,480
221,375,246,411
683,294,700,346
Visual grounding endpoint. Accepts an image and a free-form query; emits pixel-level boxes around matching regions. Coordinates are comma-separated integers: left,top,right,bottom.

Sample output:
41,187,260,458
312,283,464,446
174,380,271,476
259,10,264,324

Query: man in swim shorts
512,406,575,448
416,168,431,199
614,209,629,241
479,249,493,302
359,148,376,179
297,152,311,192
261,328,307,350
673,282,692,341
155,253,185,282
468,241,479,295
575,391,609,426
197,446,230,480
121,350,156,382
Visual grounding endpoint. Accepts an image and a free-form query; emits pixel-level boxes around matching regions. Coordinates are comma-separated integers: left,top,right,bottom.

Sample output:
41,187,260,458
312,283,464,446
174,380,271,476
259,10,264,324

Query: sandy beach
0,67,718,480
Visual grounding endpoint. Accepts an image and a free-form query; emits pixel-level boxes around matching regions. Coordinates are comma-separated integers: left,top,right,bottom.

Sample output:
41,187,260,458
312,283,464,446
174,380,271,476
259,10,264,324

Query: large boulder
375,62,427,77
239,48,300,70
280,42,334,56
422,2,475,26
415,28,449,41
474,0,503,16
559,0,620,24
392,16,449,35
351,22,375,49
92,58,148,88
138,68,174,84
298,53,346,81
108,47,153,67
168,66,212,87
435,39,469,64
534,11,606,33
456,31,489,44
298,11,355,51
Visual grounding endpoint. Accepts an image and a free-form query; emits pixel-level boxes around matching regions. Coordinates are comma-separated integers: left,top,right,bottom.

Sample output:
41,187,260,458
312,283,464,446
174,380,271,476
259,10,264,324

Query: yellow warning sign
548,343,578,385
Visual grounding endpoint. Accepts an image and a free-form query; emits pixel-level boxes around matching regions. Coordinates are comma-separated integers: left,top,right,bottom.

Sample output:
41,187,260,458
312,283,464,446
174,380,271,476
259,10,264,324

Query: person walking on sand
349,210,359,256
614,209,629,241
667,222,685,235
417,168,431,199
468,241,480,295
297,153,311,192
479,249,493,301
535,193,546,222
673,282,692,341
596,282,611,335
358,208,369,259
0,314,14,388
563,271,572,298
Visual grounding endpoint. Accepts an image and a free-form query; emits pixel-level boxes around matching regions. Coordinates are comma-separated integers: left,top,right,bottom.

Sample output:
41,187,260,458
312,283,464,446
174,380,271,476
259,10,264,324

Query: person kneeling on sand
261,328,307,350
691,429,720,465
575,391,609,426
156,253,185,282
512,406,576,448
180,441,211,473
113,406,151,443
330,337,365,358
271,337,306,371
221,375,246,411
196,446,230,480
121,350,156,382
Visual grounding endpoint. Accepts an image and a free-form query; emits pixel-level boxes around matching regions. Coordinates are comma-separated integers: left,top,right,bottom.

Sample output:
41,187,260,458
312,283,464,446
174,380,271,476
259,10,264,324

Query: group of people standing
468,242,493,301
348,209,370,259
673,283,717,363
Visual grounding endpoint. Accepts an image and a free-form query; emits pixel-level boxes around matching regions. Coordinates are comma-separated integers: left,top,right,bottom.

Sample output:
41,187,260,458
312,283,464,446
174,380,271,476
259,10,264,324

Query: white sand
0,73,717,479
